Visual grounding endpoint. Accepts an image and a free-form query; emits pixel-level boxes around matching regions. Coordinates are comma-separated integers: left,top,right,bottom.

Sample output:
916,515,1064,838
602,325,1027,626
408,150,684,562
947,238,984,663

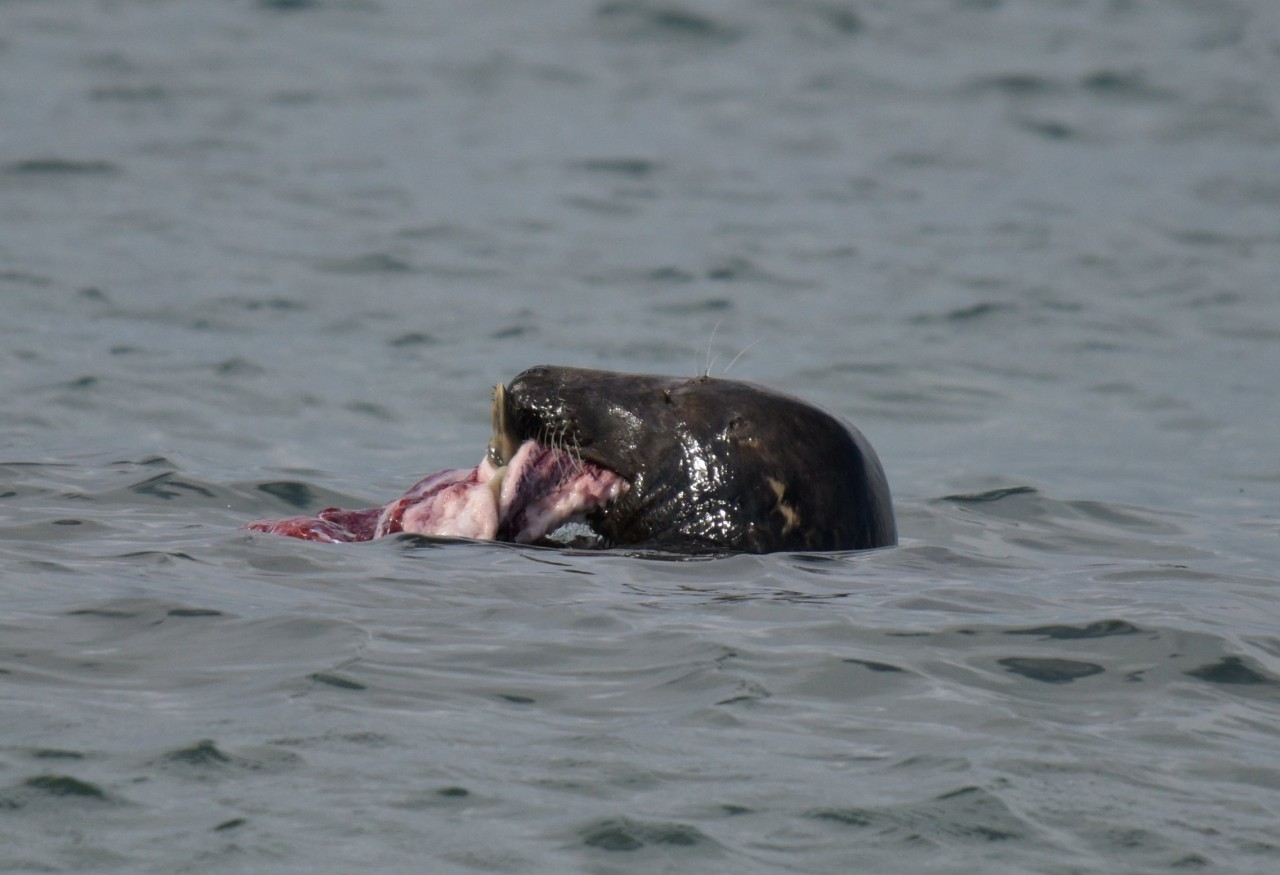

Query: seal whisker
702,319,723,378
565,424,583,471
551,422,583,478
722,339,762,376
568,430,584,473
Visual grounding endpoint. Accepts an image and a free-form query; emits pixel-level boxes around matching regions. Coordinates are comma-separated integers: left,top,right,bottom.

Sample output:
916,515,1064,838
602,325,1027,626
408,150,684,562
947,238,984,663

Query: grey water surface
2,1,1279,873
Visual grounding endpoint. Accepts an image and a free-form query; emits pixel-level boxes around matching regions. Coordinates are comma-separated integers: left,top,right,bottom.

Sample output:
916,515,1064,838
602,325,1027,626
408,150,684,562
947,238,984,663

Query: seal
245,365,895,553
495,366,895,552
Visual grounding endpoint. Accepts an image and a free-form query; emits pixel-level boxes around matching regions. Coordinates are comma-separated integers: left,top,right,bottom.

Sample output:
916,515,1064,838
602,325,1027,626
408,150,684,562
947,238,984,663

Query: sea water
2,2,1278,872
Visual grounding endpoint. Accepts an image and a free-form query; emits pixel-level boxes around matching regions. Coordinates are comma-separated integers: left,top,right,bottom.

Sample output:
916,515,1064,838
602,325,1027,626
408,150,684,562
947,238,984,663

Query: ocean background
2,1,1278,872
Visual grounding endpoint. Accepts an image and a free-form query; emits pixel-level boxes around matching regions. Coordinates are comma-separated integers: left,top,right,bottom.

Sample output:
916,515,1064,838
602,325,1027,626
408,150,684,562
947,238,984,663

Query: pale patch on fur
767,476,801,535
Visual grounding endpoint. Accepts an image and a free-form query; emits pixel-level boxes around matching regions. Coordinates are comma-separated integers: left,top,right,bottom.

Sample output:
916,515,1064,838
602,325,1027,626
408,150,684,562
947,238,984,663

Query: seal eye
727,416,759,448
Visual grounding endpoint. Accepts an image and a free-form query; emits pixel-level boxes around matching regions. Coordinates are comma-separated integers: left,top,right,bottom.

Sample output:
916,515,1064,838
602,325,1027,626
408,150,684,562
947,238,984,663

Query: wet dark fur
501,366,896,553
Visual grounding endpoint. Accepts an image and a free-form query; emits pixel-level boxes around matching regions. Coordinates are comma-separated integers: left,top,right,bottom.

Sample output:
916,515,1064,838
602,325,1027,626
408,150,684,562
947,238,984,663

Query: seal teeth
489,383,521,467
488,462,507,508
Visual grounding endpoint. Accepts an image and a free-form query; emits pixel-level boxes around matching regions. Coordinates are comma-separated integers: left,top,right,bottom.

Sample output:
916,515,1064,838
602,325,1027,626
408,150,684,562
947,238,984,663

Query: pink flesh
244,441,628,545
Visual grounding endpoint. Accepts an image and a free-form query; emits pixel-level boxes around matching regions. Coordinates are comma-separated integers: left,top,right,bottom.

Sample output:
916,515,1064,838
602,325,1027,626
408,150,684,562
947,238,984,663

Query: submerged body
246,365,896,553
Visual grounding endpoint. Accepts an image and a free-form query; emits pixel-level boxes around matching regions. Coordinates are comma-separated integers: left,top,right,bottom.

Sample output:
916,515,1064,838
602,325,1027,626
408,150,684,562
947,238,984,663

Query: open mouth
245,383,629,545
382,383,630,544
